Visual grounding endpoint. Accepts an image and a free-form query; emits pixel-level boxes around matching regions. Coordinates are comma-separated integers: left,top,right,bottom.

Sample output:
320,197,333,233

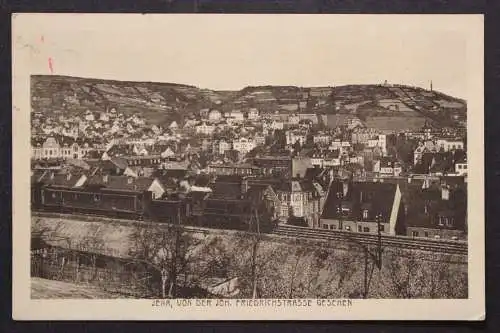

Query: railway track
272,224,468,255
33,211,467,256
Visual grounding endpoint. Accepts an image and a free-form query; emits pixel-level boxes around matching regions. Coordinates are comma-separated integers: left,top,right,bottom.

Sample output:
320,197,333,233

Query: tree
223,228,291,298
128,221,202,298
285,247,311,298
31,218,108,283
187,236,232,288
288,245,359,298
382,248,467,299
395,139,416,165
31,218,69,280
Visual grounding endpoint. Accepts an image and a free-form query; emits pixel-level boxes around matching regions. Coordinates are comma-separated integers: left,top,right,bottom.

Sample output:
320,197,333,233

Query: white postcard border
12,13,485,321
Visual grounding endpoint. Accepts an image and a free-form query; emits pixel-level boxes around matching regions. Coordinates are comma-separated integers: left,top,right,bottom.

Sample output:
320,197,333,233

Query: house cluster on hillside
31,100,468,240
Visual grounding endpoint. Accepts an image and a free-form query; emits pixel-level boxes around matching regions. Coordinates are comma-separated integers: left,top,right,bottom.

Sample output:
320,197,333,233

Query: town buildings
320,180,402,235
31,98,467,240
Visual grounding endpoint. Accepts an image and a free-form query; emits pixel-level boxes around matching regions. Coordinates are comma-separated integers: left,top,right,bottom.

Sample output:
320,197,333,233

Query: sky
13,14,479,99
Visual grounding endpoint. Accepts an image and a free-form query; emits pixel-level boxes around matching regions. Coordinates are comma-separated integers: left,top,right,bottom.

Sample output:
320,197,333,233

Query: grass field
364,116,427,131
31,277,132,299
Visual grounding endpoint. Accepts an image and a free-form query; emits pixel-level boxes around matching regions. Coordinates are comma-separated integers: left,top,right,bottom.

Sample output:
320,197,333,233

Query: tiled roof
86,175,155,192
210,180,243,200
321,181,398,222
149,143,177,155
106,144,136,157
304,167,323,180
404,186,466,230
31,170,48,184
43,172,85,188
110,157,129,170
66,158,91,170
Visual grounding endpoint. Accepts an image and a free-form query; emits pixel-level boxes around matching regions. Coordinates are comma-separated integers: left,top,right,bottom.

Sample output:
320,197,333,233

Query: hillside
31,278,134,299
33,215,467,299
31,75,467,129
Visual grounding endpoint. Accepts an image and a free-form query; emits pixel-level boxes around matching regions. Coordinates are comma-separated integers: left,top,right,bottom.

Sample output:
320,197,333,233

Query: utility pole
336,191,343,230
347,211,384,298
363,246,369,298
169,203,182,298
376,213,383,269
250,206,260,299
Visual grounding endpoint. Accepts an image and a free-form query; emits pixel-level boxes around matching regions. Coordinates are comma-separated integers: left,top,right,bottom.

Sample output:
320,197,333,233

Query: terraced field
31,75,466,129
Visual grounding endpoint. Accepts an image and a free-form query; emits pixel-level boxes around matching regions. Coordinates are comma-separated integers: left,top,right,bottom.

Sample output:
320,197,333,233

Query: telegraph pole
336,191,343,230
363,247,369,298
250,206,261,299
348,211,384,298
376,213,383,269
169,202,182,298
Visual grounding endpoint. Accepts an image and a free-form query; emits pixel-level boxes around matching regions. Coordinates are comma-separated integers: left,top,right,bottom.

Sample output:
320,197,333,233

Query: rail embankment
32,213,468,298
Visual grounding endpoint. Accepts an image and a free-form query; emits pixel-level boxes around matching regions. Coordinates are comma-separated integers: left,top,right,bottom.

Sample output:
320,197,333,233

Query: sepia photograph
12,14,484,320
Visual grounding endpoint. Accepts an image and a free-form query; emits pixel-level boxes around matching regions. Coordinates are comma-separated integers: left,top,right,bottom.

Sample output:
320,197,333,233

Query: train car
32,179,278,233
147,199,185,224
39,185,146,219
202,198,253,231
200,198,278,232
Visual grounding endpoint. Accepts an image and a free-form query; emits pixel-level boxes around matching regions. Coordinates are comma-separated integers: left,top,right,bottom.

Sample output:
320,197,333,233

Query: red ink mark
48,57,54,74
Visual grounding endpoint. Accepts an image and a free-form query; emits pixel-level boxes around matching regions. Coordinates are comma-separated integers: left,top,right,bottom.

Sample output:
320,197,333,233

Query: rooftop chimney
342,181,349,197
66,173,72,181
103,174,108,183
441,185,450,201
241,177,249,195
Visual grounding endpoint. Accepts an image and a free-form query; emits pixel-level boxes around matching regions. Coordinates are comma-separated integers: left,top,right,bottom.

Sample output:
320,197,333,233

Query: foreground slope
32,214,467,299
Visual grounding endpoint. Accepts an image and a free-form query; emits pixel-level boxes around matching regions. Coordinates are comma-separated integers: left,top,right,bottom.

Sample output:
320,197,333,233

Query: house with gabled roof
196,122,215,135
374,157,403,177
207,109,222,122
404,182,467,240
320,180,402,235
242,176,323,227
455,156,467,176
169,121,179,131
183,119,199,129
247,108,260,121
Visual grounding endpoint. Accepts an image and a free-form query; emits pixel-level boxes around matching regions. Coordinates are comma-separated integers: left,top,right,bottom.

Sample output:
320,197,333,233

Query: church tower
430,80,433,91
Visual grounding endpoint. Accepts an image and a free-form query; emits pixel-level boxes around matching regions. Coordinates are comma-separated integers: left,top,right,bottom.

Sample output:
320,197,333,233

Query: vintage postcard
12,14,484,320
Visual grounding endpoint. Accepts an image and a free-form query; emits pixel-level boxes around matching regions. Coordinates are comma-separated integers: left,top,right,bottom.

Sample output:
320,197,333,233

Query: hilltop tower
329,85,336,108
430,80,433,91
